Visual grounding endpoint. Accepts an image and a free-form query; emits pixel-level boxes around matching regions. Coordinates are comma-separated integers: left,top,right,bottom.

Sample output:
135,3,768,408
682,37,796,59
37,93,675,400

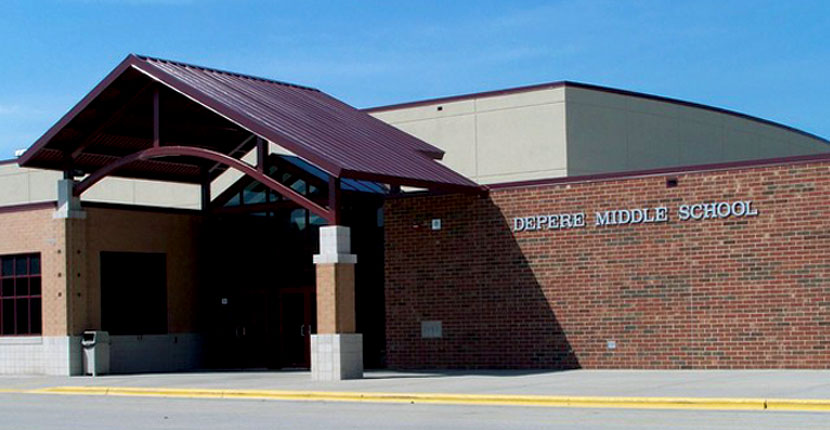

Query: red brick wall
384,160,830,369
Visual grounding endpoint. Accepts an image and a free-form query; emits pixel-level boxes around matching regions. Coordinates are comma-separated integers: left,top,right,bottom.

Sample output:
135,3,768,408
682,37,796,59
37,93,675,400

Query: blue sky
0,0,828,157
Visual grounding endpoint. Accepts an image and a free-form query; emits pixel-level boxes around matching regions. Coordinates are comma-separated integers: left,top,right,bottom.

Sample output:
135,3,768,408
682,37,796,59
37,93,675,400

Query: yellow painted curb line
766,399,830,412
22,386,830,412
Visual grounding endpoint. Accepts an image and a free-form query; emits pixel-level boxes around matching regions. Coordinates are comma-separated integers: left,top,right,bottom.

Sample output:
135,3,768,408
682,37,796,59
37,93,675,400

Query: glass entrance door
236,290,271,369
279,286,314,368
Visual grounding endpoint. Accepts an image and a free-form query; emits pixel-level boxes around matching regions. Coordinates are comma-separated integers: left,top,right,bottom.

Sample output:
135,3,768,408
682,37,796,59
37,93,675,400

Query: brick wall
0,204,82,375
384,159,830,369
81,206,204,334
0,205,67,336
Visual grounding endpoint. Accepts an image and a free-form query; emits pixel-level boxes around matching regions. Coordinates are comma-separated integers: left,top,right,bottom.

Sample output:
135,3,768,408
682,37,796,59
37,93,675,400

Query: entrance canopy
19,54,480,221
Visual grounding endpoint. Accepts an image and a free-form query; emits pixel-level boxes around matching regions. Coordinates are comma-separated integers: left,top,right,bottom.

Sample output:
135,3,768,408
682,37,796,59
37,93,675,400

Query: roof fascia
341,169,483,194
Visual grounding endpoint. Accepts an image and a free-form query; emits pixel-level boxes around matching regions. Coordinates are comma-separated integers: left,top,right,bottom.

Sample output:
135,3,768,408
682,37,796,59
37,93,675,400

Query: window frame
0,253,42,336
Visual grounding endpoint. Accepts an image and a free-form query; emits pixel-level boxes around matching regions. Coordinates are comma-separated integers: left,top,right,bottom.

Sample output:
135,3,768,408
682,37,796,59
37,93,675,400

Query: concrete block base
0,336,82,375
311,334,363,381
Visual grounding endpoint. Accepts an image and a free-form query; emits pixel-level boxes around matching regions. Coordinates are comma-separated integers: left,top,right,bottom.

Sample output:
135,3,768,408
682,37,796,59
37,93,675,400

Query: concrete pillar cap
314,225,356,264
54,179,86,219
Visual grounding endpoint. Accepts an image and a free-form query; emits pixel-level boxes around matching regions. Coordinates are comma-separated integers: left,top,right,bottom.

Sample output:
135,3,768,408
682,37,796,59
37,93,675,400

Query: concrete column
311,225,363,380
53,179,86,220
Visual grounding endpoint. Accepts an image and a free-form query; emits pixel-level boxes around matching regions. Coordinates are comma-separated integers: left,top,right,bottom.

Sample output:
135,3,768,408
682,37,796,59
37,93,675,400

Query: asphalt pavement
1,391,829,430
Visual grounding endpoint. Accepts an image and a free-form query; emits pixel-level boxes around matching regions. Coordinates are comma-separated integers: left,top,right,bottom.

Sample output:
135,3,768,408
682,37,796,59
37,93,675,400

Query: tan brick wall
316,263,356,334
81,207,204,335
0,205,68,336
385,159,830,369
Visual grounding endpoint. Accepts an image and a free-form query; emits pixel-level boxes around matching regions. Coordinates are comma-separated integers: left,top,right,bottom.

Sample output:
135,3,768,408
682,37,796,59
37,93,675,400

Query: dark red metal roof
20,54,479,191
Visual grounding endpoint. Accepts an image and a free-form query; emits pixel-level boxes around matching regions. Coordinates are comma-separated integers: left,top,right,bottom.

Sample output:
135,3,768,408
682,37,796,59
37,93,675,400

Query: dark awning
19,54,480,193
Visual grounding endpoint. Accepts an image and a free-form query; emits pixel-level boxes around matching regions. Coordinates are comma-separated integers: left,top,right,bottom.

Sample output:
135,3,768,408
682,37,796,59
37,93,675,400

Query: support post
328,176,341,225
152,88,160,148
311,225,362,380
256,137,266,173
200,168,211,213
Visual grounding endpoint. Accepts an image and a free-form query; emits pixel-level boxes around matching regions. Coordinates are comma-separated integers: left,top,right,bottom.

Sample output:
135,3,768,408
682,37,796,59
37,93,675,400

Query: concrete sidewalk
1,370,829,410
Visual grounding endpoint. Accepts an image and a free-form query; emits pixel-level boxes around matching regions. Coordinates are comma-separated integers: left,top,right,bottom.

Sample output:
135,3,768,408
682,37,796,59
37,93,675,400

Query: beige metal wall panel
0,162,201,209
674,120,725,166
370,99,476,123
132,179,201,209
370,88,568,184
83,178,201,209
565,86,830,175
563,102,630,176
625,113,683,171
82,178,137,205
386,115,478,179
472,168,570,184
474,87,565,112
475,103,567,181
26,169,60,203
0,171,30,204
0,164,60,205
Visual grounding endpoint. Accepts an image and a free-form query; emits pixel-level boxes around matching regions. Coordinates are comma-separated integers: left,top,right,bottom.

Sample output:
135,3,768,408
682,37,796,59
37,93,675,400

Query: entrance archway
18,54,480,378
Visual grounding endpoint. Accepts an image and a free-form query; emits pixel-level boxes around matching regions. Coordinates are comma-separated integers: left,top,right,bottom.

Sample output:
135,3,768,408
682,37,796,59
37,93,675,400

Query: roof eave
18,54,144,167
341,168,483,194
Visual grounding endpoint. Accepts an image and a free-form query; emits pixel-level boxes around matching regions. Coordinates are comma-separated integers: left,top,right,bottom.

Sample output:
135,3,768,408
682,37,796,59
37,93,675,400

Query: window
0,254,42,336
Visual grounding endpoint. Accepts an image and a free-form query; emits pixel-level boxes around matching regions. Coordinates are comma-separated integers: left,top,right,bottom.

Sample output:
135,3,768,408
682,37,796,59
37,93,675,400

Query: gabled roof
20,54,479,191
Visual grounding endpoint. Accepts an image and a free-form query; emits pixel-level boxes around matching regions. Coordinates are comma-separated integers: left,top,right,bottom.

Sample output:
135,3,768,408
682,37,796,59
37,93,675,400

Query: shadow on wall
384,194,580,370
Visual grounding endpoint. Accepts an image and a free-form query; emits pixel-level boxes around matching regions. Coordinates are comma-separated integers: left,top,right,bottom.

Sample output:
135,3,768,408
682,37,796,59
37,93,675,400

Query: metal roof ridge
133,54,322,93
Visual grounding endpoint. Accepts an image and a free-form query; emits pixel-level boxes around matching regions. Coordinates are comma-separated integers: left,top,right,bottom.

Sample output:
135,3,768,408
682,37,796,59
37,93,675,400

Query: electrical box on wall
421,321,442,338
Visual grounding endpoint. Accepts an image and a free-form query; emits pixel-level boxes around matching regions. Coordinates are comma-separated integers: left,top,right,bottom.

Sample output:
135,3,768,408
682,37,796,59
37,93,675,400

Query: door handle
300,324,305,337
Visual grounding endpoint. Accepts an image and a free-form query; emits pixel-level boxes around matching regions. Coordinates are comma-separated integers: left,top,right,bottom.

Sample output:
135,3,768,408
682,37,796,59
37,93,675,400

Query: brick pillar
311,225,363,380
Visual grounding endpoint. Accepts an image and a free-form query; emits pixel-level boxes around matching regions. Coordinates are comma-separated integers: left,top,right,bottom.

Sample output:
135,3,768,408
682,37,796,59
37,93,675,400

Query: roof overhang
20,54,481,194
